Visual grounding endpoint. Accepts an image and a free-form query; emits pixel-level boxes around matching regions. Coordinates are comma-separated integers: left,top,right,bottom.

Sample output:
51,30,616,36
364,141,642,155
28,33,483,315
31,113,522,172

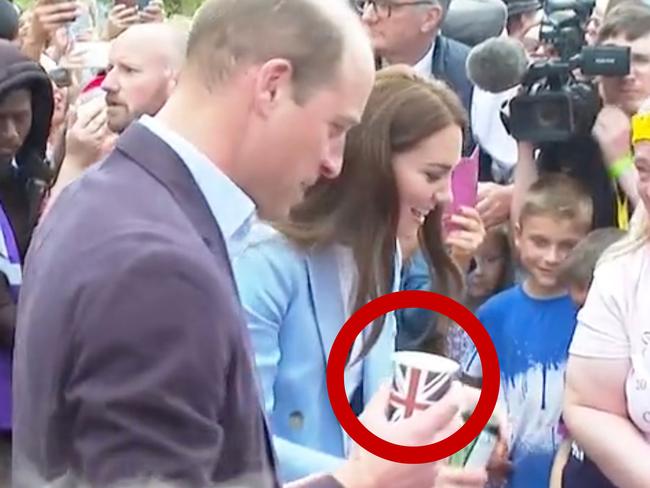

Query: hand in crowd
27,0,80,50
335,382,488,488
65,97,112,169
59,46,87,72
47,26,72,63
106,4,141,40
139,0,166,23
445,206,486,271
459,384,513,483
434,466,489,488
476,182,512,230
593,105,632,166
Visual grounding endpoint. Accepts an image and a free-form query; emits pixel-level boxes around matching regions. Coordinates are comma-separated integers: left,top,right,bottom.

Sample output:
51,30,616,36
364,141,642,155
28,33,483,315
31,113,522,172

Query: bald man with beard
44,23,187,213
102,23,188,133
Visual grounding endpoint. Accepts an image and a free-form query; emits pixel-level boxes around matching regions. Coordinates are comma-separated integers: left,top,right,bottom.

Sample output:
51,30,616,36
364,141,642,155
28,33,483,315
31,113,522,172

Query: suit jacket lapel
430,34,445,80
115,123,227,258
115,123,280,478
306,246,347,370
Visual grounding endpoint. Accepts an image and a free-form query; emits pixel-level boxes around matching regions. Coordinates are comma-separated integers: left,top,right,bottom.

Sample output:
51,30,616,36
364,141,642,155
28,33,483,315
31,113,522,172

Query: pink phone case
444,146,479,232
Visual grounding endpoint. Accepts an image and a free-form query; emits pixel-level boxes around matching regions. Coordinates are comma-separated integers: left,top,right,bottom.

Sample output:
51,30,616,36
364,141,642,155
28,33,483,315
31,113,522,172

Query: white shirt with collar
138,115,256,261
413,40,435,78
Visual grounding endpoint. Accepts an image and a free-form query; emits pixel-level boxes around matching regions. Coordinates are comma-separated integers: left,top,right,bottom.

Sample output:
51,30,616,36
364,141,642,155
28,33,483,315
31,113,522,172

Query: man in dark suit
12,0,464,487
359,0,477,151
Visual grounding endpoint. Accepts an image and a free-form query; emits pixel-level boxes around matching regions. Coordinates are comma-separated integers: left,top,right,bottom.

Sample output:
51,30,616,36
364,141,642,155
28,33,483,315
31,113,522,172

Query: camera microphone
466,37,529,93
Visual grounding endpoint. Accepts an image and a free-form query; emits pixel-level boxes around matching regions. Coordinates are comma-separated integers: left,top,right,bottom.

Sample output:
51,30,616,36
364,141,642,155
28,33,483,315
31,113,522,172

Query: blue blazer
233,223,399,482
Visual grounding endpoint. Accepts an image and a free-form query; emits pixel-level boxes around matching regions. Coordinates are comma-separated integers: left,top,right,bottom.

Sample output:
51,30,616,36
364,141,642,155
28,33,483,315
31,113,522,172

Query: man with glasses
357,0,474,154
356,0,473,145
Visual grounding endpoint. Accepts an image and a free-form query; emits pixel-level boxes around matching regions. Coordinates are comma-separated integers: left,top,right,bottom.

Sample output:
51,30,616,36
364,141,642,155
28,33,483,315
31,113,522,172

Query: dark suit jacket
430,34,476,154
12,124,335,488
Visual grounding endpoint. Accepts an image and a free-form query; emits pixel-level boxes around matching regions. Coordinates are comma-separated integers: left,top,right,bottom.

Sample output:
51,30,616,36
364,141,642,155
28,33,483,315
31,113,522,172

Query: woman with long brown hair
233,65,487,486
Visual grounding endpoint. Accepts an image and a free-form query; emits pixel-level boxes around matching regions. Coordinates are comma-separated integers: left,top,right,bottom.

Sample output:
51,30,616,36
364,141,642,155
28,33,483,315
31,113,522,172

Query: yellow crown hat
632,100,650,144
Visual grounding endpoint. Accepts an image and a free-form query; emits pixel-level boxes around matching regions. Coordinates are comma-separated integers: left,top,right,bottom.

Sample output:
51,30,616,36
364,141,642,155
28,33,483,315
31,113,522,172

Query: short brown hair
598,1,650,43
559,227,626,286
186,0,357,102
519,174,593,230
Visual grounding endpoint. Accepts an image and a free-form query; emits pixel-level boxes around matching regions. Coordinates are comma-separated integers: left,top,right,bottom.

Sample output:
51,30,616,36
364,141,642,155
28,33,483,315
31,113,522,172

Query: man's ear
252,58,293,118
421,5,443,34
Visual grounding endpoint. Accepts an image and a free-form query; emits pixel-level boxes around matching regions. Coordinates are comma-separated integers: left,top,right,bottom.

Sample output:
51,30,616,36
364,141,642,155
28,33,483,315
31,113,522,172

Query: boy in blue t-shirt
465,173,593,488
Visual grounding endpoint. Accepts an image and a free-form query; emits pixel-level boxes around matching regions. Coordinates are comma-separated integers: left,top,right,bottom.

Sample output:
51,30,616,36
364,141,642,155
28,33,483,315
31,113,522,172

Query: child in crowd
465,173,593,488
547,227,625,488
558,227,627,308
466,225,514,310
448,225,514,363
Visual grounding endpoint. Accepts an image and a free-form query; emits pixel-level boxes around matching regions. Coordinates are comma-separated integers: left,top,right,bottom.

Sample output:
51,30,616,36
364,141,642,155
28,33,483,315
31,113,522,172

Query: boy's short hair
519,173,593,230
559,227,626,286
598,1,650,43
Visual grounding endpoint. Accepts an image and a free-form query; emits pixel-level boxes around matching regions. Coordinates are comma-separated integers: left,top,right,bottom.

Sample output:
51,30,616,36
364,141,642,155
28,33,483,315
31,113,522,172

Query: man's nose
320,137,345,179
320,153,343,180
101,69,118,93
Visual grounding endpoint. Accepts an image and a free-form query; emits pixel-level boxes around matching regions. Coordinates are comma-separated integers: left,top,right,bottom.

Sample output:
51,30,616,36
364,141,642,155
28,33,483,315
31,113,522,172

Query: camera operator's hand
476,182,513,230
593,105,632,167
332,383,487,488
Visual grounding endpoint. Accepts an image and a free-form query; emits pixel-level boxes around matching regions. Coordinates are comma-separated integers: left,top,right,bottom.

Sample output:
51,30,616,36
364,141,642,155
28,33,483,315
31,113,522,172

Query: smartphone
115,0,149,8
444,145,479,233
49,68,73,88
114,0,137,7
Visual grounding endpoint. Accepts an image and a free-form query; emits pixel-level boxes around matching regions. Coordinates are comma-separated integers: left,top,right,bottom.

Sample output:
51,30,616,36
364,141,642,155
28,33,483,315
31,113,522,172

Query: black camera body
506,0,631,143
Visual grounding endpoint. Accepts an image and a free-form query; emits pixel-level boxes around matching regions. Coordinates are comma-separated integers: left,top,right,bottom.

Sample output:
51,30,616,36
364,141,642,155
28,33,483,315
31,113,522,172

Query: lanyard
616,190,630,231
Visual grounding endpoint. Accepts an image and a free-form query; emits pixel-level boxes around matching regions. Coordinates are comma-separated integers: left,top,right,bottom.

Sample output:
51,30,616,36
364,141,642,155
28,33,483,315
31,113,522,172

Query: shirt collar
413,40,435,78
138,115,256,249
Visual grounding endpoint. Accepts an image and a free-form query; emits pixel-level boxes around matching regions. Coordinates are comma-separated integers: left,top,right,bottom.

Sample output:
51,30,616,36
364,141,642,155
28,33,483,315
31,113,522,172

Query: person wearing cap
0,38,53,485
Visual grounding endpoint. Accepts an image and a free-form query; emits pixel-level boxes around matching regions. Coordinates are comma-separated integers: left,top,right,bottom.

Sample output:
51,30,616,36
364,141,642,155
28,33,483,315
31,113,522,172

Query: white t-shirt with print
570,243,650,438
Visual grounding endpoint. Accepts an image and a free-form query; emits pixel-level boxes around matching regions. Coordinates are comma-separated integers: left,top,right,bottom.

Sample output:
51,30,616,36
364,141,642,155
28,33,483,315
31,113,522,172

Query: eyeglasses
355,0,435,18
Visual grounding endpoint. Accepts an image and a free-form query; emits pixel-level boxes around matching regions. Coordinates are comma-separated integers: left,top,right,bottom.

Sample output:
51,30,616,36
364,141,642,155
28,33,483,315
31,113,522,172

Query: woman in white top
563,100,650,487
234,66,487,485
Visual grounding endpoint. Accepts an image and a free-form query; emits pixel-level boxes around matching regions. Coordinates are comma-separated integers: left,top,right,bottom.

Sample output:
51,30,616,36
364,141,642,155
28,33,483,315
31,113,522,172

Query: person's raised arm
510,141,537,228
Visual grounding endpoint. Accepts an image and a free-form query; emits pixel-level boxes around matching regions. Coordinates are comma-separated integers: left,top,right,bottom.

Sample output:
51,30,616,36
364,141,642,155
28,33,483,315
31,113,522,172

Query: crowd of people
0,0,647,486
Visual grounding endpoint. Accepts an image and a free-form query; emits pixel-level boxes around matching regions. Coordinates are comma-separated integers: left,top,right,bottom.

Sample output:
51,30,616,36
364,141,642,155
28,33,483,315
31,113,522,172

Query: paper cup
388,351,460,421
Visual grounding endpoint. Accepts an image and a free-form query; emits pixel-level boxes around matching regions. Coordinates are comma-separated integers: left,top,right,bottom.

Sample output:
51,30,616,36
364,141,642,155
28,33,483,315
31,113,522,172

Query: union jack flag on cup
388,364,455,422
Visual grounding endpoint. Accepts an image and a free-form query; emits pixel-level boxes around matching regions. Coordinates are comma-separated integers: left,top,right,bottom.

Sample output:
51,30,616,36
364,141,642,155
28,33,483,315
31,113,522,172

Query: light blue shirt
138,115,256,260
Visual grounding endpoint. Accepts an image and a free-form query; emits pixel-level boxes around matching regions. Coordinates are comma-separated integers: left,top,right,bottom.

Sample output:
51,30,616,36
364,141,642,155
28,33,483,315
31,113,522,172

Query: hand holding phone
444,145,479,234
450,145,480,214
